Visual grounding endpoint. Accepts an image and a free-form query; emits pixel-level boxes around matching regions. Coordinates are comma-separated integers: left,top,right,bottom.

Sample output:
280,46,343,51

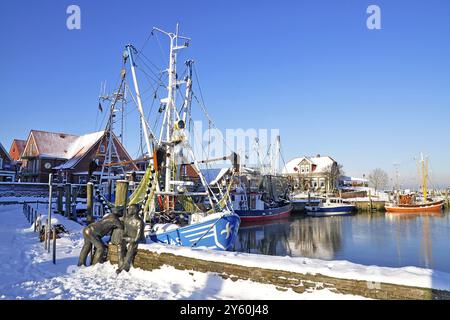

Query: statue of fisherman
78,206,124,267
116,204,145,274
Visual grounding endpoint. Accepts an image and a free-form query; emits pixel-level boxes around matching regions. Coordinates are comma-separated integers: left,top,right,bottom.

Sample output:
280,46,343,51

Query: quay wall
107,244,450,300
351,200,386,212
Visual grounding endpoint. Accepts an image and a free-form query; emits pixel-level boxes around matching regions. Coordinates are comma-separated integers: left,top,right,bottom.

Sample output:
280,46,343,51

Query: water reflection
234,216,343,259
233,210,450,272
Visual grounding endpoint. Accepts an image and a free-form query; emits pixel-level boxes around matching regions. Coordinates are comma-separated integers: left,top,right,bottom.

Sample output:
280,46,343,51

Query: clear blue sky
1,0,449,187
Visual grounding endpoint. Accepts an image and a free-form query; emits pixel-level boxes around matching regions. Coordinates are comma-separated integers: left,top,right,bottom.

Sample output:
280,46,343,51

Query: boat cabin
231,191,265,211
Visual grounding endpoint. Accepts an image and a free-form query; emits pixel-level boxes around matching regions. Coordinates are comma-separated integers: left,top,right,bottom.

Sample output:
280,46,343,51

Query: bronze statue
78,206,124,267
116,204,145,274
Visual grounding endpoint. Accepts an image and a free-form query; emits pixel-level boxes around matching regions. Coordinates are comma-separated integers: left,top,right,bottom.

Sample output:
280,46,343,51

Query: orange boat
385,199,444,213
386,154,444,214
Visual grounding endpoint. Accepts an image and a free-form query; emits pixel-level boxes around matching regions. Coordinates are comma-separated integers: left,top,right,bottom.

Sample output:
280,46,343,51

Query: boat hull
385,200,444,213
146,213,241,251
306,205,355,217
235,203,292,222
291,199,321,213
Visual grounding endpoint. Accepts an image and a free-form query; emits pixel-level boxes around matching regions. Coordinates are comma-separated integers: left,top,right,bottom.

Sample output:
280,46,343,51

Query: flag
98,102,103,112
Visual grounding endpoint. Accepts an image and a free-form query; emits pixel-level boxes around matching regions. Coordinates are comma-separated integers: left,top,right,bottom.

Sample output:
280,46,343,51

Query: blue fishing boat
305,197,355,217
93,25,241,252
146,211,240,250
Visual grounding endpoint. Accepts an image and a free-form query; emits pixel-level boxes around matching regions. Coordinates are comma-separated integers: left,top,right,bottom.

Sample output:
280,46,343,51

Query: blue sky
1,0,449,187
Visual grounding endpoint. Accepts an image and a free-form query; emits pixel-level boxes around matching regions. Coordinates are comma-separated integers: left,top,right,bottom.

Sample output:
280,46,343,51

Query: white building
283,155,339,192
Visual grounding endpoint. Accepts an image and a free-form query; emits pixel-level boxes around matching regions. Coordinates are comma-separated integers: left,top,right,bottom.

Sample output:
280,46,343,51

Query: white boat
305,197,355,217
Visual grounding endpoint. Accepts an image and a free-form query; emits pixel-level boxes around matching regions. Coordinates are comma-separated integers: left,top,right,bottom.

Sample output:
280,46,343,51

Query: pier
107,244,450,300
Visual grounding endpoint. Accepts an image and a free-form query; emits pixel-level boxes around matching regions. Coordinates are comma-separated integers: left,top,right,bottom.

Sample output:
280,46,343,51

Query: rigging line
154,32,169,67
135,54,164,83
192,93,235,155
191,65,235,154
125,82,157,142
138,32,153,54
136,49,163,75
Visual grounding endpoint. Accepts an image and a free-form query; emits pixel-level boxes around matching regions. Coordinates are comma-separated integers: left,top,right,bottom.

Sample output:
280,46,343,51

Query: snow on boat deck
0,204,364,300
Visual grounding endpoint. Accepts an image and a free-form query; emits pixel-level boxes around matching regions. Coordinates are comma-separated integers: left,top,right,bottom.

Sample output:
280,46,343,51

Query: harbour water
233,209,450,273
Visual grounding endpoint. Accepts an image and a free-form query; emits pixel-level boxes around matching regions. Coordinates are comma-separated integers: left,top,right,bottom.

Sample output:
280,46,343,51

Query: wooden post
52,227,57,265
115,180,129,207
71,186,77,221
57,185,64,214
33,213,37,232
47,174,53,253
65,183,71,218
368,189,373,212
86,182,94,224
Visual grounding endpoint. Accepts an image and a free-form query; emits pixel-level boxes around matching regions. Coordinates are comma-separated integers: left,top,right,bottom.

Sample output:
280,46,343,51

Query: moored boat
386,154,444,214
231,189,292,222
305,197,355,217
385,199,444,213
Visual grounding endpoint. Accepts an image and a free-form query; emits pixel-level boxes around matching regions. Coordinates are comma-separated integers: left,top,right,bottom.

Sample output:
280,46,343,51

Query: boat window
250,196,256,210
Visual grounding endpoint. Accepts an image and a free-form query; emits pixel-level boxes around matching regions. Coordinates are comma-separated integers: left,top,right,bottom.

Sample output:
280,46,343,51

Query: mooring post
86,182,94,224
33,213,37,232
57,185,64,214
64,183,71,218
52,227,57,265
47,174,53,253
115,180,129,207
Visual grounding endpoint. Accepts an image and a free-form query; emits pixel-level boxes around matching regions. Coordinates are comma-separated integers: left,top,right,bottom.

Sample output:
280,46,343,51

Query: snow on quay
3,203,450,300
0,204,364,300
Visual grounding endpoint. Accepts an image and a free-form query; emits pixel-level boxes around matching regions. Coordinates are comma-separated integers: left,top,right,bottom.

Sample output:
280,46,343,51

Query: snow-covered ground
0,204,365,300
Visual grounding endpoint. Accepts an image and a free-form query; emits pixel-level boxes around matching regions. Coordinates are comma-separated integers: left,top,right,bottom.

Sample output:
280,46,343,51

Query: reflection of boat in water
306,197,355,217
234,215,343,259
386,154,444,213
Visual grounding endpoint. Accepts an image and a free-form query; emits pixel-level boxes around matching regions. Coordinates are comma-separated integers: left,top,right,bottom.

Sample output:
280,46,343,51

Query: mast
417,153,428,203
152,24,191,209
125,45,153,156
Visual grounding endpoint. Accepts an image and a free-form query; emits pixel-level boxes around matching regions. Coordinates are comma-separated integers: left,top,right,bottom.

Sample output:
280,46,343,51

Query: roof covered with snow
53,131,105,170
282,156,336,174
27,130,80,159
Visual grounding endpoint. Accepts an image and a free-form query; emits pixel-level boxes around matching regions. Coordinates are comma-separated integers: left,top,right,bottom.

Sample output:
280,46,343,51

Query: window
305,166,310,173
300,165,305,173
320,179,325,188
0,158,3,169
100,145,106,153
250,196,256,210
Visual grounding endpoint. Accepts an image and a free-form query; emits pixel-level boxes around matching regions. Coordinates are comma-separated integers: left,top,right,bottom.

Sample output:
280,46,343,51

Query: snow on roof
282,156,336,174
53,131,105,170
210,168,231,185
30,130,80,159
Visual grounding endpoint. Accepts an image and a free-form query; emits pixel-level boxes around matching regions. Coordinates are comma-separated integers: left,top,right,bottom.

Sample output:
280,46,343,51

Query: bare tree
323,163,344,192
368,168,389,192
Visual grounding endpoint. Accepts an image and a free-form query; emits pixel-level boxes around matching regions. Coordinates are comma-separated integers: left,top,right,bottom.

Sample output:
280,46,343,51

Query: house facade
20,129,137,183
282,155,340,193
0,142,15,182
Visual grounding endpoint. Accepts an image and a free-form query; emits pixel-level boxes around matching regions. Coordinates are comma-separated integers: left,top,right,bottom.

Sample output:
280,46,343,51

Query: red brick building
20,129,137,183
